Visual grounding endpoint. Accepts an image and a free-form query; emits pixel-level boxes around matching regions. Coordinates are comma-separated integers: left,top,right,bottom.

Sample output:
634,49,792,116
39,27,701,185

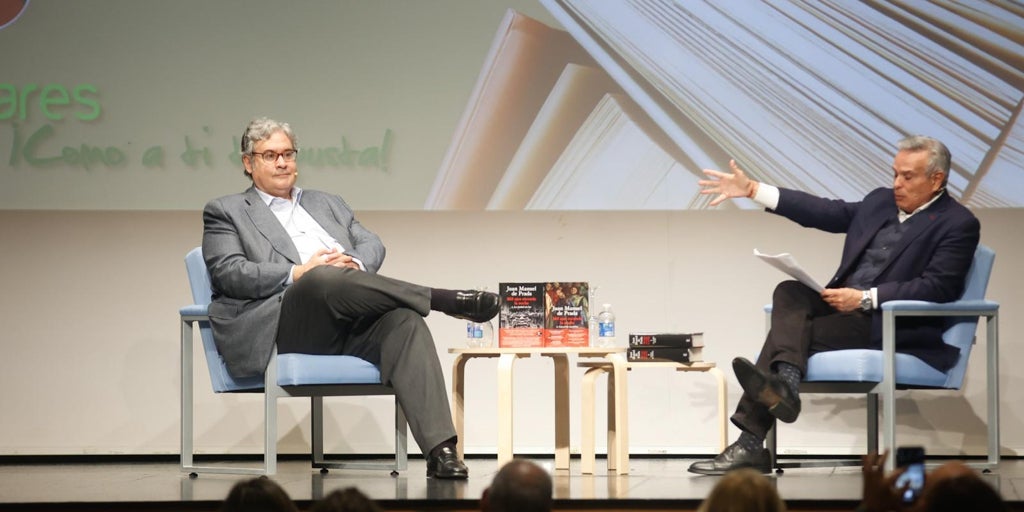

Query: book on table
628,332,704,362
628,347,695,364
498,282,546,348
498,282,590,347
544,282,589,347
628,332,704,349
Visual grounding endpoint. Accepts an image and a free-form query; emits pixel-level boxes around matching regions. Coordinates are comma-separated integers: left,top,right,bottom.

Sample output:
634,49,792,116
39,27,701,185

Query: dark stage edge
0,456,1022,511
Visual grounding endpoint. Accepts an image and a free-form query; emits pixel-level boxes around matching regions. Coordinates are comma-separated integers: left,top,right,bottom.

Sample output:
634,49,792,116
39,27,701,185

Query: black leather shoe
732,357,801,423
427,445,469,479
688,441,771,475
450,290,500,323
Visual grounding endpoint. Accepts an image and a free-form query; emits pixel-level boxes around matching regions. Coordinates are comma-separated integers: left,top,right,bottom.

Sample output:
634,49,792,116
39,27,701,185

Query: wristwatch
860,290,872,311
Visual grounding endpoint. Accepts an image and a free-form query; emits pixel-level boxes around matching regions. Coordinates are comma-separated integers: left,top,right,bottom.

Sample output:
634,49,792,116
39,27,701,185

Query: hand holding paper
754,249,824,292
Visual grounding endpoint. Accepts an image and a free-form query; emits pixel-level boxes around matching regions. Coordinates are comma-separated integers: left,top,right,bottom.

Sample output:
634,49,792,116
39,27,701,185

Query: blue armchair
180,247,408,476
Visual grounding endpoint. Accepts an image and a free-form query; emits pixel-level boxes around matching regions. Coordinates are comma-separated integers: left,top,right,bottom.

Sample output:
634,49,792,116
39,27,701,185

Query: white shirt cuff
752,183,780,210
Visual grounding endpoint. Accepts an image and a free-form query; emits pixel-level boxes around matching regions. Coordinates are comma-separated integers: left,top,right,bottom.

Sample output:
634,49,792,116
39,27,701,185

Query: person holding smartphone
857,451,1006,512
893,447,927,504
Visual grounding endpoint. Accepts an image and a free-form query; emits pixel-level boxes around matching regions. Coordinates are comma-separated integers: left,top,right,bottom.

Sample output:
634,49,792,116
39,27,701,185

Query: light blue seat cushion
805,350,950,388
185,304,382,391
276,353,382,386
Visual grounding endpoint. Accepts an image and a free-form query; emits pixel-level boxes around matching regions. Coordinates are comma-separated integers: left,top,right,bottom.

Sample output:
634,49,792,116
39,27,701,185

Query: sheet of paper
754,249,824,292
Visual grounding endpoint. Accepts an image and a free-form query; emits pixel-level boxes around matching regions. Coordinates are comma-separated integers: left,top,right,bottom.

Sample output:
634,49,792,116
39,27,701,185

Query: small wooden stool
578,360,728,474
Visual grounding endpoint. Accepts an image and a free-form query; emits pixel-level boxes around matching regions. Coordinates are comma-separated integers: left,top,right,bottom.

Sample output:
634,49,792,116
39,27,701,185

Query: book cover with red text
498,282,545,347
544,282,589,347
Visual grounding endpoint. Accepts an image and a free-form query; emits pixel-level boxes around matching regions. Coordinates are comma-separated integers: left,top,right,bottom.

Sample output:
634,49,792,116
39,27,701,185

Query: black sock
737,430,763,452
430,437,458,458
429,288,457,314
775,361,802,396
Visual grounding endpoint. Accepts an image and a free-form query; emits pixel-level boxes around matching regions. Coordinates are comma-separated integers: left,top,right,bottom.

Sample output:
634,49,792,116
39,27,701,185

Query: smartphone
894,446,926,503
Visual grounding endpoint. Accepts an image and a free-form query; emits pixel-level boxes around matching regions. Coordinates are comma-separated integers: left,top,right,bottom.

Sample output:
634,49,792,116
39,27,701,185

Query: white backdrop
0,208,1018,457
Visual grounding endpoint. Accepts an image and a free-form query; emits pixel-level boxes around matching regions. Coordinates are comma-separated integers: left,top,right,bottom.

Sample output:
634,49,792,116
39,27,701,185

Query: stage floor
0,456,1021,511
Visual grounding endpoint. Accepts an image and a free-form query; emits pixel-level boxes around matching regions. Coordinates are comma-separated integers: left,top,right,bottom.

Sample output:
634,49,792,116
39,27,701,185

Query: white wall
0,208,1018,457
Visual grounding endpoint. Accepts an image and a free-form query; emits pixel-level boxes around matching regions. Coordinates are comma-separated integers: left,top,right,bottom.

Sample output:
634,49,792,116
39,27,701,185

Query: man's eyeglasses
250,149,298,163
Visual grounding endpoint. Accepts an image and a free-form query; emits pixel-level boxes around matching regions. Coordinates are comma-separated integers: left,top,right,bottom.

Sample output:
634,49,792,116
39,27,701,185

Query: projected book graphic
424,9,597,210
426,9,709,210
527,93,702,210
487,63,621,209
429,2,1024,210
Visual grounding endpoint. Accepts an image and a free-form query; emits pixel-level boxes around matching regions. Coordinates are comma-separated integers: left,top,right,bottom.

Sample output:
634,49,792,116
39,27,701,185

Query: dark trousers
275,265,455,456
731,280,872,439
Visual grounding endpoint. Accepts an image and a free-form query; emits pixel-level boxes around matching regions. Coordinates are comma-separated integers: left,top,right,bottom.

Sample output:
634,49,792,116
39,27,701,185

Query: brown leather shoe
426,445,469,479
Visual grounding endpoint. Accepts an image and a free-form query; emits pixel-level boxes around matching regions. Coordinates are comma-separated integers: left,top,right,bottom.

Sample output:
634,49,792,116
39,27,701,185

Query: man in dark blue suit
689,136,980,475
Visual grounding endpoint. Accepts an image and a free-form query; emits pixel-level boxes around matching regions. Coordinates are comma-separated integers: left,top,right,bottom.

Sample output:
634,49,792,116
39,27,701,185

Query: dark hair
923,474,1006,512
220,476,299,512
310,487,383,512
696,468,786,512
485,460,553,512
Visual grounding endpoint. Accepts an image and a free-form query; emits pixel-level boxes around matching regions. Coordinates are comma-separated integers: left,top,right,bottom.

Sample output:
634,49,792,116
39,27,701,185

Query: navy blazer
771,187,980,371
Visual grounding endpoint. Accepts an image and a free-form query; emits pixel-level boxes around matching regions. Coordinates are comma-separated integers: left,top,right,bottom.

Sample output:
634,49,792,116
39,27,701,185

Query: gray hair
897,135,950,187
240,117,298,178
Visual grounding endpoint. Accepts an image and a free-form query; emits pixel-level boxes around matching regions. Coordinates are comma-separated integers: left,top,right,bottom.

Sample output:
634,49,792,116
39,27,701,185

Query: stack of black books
627,332,704,363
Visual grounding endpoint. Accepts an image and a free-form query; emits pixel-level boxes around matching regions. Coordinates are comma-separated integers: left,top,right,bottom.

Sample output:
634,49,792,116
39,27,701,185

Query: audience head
914,461,1006,512
310,487,383,512
696,468,786,512
481,459,553,512
220,476,298,512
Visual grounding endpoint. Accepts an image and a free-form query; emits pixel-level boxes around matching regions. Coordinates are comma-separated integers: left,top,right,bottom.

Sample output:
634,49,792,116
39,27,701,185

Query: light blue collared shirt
254,186,365,283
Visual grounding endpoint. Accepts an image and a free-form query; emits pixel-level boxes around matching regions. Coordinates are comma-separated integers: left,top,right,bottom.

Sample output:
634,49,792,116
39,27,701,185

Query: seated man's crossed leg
277,265,499,479
689,280,871,475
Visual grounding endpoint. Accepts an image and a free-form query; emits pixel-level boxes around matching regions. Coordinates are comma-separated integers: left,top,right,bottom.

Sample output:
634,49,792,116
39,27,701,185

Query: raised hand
699,159,757,206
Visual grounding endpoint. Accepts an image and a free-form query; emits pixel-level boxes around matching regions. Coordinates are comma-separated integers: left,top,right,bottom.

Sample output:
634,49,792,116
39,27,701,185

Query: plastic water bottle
479,320,493,347
597,304,616,348
466,286,494,348
466,320,494,348
466,321,481,348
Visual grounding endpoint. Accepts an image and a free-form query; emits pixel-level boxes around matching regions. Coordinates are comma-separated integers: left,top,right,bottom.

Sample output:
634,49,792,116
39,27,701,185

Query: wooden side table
449,346,627,470
578,360,728,475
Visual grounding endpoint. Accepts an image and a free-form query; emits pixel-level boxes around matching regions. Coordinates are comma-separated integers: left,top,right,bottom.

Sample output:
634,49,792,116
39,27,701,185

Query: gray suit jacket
202,187,385,377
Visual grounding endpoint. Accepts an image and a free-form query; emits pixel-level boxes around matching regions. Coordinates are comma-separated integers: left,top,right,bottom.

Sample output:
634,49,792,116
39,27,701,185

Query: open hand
698,160,757,206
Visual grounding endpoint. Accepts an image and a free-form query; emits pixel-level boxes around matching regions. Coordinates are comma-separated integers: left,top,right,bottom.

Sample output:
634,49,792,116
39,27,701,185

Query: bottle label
599,321,615,337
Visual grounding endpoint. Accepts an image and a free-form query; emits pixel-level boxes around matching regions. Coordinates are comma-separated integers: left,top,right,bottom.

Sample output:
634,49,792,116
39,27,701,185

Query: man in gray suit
203,117,499,479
